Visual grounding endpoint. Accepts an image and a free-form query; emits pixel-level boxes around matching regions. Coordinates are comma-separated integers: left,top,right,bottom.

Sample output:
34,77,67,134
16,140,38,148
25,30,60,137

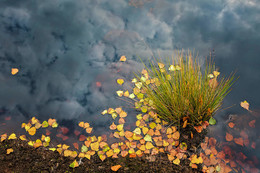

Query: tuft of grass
133,51,236,127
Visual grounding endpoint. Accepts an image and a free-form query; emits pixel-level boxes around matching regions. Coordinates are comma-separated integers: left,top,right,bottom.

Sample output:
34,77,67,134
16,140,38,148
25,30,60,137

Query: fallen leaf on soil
6,148,13,154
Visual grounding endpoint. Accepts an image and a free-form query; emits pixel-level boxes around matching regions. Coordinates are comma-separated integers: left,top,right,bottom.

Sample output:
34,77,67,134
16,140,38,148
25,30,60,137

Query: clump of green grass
134,51,236,127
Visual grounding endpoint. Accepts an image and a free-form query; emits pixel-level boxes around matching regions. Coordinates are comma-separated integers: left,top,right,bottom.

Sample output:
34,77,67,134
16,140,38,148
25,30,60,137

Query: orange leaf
194,126,203,133
110,122,117,130
172,131,180,140
111,165,122,171
183,120,188,128
121,150,128,157
28,127,36,136
228,122,235,128
118,117,125,124
225,132,233,142
11,68,19,75
234,137,243,146
86,127,93,134
45,129,51,136
73,143,79,150
124,131,133,138
79,135,86,141
7,148,14,154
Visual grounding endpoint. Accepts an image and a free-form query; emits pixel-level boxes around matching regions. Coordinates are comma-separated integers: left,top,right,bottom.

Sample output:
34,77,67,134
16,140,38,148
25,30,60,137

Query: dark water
0,0,259,172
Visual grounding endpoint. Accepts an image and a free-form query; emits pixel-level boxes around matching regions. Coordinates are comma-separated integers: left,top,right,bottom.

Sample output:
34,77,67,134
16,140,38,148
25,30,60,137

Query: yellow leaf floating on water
1,134,7,142
8,133,17,140
119,55,126,62
28,127,36,136
129,93,135,99
6,148,13,154
173,158,180,165
240,100,249,110
123,90,129,97
90,142,100,151
117,124,124,131
101,110,107,115
117,79,124,85
31,117,38,124
133,128,141,135
42,121,49,128
19,135,26,141
213,71,220,77
116,90,123,97
11,68,19,75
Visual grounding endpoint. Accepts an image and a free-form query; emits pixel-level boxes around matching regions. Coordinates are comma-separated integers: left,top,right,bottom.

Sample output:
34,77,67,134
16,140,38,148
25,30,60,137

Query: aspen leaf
11,68,19,75
110,122,117,130
240,100,249,110
111,165,122,171
116,124,124,131
213,71,220,77
142,127,149,135
149,122,156,129
8,133,17,140
7,148,13,154
133,128,141,135
117,79,124,85
173,158,180,165
101,110,107,115
19,135,26,141
129,93,135,99
119,55,126,62
144,134,152,142
116,90,123,97
42,121,49,128
123,90,129,97
69,159,79,168
145,142,154,150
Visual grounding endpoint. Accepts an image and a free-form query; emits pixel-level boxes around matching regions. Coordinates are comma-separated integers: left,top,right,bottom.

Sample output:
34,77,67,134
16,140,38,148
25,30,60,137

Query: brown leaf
234,137,244,146
249,120,256,128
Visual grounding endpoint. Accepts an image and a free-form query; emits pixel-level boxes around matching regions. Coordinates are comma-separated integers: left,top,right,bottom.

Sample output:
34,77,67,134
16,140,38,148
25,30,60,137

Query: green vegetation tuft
133,51,236,127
